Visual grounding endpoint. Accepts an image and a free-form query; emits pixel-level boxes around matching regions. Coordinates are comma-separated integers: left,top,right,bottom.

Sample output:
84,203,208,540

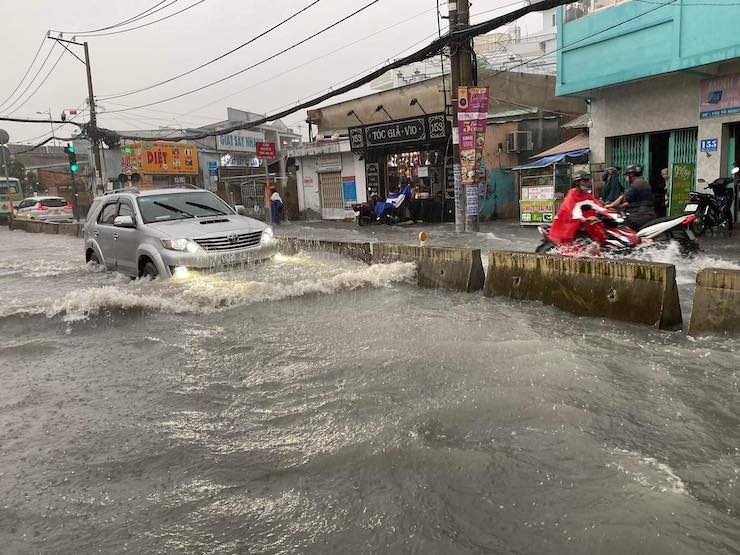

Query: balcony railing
564,0,632,23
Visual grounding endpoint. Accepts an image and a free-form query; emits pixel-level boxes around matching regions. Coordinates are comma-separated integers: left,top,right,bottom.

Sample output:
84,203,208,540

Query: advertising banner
216,129,264,152
670,163,695,216
122,142,199,175
256,142,276,159
700,73,740,119
520,200,555,223
342,176,357,209
457,86,490,187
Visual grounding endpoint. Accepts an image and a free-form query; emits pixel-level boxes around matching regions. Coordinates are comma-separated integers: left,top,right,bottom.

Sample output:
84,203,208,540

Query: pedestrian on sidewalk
270,186,284,225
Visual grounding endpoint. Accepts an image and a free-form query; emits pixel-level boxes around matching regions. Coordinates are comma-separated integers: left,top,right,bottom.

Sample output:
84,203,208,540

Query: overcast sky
2,0,541,144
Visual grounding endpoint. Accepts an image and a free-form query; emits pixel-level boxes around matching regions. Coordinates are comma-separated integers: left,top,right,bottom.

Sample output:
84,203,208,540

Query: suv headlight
263,227,274,239
161,238,200,253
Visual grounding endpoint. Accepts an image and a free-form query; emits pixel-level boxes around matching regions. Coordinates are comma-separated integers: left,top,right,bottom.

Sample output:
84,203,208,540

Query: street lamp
347,110,364,125
375,105,393,121
409,98,427,115
36,109,55,147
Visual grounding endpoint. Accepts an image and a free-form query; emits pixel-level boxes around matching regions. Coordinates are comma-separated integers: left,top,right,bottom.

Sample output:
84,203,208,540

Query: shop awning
531,133,590,159
513,148,590,170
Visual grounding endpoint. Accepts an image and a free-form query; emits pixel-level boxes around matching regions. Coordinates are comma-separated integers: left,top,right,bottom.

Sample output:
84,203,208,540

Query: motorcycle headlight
161,238,200,253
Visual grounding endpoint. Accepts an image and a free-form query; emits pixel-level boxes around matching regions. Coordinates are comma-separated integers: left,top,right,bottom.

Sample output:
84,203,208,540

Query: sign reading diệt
670,163,695,216
123,141,199,175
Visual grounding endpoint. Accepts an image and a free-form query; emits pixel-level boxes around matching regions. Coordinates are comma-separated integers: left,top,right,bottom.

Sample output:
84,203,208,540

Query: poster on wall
342,176,357,209
520,200,555,223
457,86,490,187
670,163,695,216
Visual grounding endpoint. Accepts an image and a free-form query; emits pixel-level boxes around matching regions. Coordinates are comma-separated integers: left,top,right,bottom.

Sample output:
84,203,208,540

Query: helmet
572,170,591,183
625,164,643,176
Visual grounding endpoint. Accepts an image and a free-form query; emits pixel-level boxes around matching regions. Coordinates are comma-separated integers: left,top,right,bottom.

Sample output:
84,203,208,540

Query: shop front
349,113,453,222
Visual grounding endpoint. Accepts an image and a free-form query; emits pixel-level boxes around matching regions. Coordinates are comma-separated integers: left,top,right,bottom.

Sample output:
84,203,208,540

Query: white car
15,196,74,222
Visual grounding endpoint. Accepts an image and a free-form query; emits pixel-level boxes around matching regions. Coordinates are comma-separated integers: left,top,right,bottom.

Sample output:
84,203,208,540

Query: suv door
95,200,120,270
111,199,140,276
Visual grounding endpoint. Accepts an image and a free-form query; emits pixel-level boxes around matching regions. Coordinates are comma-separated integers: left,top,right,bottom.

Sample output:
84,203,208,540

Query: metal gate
610,133,647,174
670,127,698,166
319,172,343,209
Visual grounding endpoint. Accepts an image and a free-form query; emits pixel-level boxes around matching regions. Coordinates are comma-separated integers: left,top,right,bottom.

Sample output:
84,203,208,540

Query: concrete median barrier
484,252,683,330
277,238,373,264
10,218,29,232
372,243,485,292
688,268,740,337
10,219,82,237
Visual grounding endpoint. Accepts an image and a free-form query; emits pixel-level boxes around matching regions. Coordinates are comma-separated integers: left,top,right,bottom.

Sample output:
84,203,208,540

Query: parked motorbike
378,185,415,225
685,167,739,236
352,193,381,226
535,207,699,256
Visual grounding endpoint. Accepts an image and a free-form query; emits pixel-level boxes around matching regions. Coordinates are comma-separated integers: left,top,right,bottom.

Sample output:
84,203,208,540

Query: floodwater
1,227,739,554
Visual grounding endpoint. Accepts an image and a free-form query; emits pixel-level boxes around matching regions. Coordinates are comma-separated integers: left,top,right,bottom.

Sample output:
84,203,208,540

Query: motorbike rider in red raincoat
547,171,608,245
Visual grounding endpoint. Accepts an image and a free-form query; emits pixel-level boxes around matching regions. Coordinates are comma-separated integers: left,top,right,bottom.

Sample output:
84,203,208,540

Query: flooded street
1,226,739,554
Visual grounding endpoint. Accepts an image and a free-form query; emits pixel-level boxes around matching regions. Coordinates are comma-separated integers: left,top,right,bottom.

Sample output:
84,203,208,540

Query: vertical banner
670,163,695,216
458,86,490,186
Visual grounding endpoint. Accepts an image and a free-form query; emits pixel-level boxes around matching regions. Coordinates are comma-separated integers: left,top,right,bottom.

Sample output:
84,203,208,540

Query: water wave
1,261,416,323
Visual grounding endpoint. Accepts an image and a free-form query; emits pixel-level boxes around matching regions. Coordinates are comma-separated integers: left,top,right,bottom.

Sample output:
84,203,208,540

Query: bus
0,177,23,218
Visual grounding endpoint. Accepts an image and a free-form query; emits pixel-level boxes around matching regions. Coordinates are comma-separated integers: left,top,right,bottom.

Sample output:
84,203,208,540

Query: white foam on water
606,448,688,495
627,241,740,285
15,261,416,323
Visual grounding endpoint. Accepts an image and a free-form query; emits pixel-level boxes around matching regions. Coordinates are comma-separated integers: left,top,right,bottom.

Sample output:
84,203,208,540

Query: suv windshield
137,192,234,223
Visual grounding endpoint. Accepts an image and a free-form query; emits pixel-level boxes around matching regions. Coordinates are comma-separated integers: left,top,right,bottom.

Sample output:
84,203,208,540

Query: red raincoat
548,187,607,245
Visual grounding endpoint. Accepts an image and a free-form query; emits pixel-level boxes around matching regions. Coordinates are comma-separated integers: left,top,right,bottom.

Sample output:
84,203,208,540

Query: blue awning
513,148,590,170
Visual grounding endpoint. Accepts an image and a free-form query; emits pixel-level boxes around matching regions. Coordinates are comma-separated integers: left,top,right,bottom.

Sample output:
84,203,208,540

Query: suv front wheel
140,260,159,279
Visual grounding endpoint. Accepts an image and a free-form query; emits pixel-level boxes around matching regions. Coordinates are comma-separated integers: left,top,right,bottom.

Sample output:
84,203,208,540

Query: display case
518,163,571,225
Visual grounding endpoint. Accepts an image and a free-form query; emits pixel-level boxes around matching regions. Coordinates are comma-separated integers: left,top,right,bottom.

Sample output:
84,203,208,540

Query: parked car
83,188,277,278
14,196,74,222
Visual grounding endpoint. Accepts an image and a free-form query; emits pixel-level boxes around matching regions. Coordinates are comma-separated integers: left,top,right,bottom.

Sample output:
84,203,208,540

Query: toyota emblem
227,234,239,244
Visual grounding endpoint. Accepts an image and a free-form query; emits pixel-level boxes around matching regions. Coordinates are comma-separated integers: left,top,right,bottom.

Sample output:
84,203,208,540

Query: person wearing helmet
606,164,656,229
547,170,608,245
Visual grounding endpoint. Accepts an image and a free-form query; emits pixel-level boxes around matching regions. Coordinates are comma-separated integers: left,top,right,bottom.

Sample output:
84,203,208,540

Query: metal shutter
319,172,344,209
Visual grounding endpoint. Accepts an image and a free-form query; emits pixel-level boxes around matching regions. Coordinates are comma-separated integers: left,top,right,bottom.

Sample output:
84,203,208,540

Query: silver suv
83,188,277,278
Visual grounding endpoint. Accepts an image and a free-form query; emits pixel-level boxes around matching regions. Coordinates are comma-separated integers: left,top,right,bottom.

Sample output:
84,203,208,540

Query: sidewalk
274,218,740,261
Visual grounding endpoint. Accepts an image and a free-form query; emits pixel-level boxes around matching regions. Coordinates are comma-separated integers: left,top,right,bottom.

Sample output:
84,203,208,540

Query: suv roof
104,187,208,197
20,196,66,201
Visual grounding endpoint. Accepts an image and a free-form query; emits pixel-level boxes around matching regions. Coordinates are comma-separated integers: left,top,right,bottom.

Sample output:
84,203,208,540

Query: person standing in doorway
653,167,669,217
659,168,670,216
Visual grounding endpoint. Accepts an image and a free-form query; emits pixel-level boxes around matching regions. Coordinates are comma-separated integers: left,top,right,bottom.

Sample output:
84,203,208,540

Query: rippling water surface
1,228,738,554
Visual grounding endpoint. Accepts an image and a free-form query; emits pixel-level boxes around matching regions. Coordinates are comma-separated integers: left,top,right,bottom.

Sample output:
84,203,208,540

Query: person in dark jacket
600,166,624,204
606,164,656,230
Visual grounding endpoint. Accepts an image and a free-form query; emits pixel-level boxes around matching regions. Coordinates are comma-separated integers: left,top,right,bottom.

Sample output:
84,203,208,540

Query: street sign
256,142,276,159
0,129,9,145
700,138,719,153
208,161,218,176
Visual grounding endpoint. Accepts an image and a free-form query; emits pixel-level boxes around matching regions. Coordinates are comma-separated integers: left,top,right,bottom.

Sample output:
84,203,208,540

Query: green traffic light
70,163,79,173
68,143,75,153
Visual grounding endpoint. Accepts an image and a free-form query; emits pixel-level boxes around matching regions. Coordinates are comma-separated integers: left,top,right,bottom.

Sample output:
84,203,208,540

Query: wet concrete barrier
688,268,740,337
10,219,83,237
372,243,485,292
484,252,683,330
277,238,373,264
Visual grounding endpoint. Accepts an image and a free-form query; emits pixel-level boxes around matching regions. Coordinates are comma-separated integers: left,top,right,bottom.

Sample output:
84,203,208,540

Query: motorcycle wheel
535,241,556,254
358,215,371,226
691,217,708,237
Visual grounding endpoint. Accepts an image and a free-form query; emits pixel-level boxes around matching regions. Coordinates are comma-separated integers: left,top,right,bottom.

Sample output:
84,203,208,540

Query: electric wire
0,42,58,114
103,0,382,114
50,0,172,35
98,0,324,100
0,35,48,110
75,0,205,38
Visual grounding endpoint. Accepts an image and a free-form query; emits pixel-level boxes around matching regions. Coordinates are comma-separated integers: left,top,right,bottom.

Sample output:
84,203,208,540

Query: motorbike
352,193,381,226
377,185,415,225
685,167,739,236
535,206,699,256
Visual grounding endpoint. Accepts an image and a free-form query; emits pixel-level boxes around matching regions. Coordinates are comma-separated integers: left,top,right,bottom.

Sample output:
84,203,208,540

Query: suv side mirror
234,204,246,215
113,215,136,228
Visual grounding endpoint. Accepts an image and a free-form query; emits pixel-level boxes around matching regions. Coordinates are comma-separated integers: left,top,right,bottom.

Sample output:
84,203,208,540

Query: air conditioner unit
506,131,534,153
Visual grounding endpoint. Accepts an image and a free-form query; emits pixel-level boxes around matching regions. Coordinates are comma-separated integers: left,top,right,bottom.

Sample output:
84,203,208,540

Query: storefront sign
317,154,342,173
700,74,740,119
349,113,448,151
123,141,199,175
342,176,357,208
256,142,276,159
670,163,694,216
458,86,490,186
216,130,264,152
365,162,380,195
522,186,555,201
700,138,719,153
520,200,555,223
208,161,218,176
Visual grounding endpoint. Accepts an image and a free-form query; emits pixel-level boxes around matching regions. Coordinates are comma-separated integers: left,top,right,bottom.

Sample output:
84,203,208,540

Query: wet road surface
1,226,739,554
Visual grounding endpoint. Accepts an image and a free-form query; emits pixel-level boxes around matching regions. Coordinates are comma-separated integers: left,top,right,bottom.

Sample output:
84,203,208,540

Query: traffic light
64,143,78,173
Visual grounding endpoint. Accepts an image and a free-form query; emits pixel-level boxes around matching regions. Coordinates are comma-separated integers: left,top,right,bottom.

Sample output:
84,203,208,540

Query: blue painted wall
557,0,740,96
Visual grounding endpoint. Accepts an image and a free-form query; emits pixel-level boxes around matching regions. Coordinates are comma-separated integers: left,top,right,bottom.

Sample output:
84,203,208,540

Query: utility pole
450,0,475,233
83,42,104,195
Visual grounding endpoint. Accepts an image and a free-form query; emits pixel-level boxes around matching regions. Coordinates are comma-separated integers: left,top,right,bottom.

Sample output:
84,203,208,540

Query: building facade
557,0,740,215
